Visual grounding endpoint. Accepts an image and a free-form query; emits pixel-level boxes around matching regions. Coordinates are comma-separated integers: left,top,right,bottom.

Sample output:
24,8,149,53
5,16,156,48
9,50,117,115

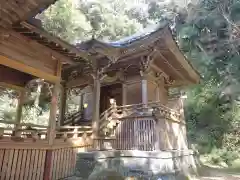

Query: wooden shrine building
61,24,200,151
0,0,200,179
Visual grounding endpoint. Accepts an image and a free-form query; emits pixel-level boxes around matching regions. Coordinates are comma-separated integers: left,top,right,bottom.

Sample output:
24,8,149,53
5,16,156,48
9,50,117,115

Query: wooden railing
96,101,187,151
0,120,93,147
63,110,82,125
55,125,93,145
0,121,93,179
0,120,48,141
98,101,181,136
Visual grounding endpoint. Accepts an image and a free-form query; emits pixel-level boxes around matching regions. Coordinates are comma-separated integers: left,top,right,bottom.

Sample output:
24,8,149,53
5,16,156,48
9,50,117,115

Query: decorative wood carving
100,71,124,83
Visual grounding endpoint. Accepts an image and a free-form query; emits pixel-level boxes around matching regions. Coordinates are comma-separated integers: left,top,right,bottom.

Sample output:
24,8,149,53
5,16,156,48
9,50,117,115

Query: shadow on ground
196,165,240,180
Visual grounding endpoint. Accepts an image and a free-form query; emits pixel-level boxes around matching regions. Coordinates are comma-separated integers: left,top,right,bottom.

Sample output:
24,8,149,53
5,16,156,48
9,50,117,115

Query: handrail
99,106,114,119
0,120,48,128
99,101,181,122
98,101,182,136
116,101,180,114
57,125,92,129
63,110,82,125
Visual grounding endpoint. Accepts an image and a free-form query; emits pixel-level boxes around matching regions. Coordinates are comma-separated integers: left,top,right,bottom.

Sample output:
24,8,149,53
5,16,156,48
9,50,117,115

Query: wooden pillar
14,90,25,133
78,92,84,111
122,83,127,105
58,84,67,126
92,77,101,138
156,84,160,102
47,83,59,145
43,149,53,180
141,78,148,104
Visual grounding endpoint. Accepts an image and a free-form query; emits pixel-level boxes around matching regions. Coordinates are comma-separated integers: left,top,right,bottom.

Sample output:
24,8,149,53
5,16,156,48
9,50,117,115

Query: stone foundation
75,150,200,179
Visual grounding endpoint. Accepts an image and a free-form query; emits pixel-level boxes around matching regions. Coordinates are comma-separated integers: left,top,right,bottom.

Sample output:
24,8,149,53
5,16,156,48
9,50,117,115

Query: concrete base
75,150,200,179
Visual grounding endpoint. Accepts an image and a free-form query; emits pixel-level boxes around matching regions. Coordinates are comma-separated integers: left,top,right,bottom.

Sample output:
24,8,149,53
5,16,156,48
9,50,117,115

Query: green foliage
180,0,240,162
0,89,18,122
203,148,239,166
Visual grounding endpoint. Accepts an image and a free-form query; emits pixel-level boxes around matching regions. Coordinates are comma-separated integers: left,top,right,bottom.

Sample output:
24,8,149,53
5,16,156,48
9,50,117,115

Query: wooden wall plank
10,150,19,180
14,149,22,179
19,150,27,180
36,150,42,180
1,149,9,180
53,149,59,180
28,149,35,180
5,149,14,180
55,149,60,180
0,150,4,173
65,148,69,178
72,148,77,175
63,148,67,178
0,145,89,180
62,149,66,178
39,150,46,180
51,150,56,180
66,148,71,177
67,148,71,177
70,148,74,175
58,148,63,179
32,150,39,179
59,148,64,179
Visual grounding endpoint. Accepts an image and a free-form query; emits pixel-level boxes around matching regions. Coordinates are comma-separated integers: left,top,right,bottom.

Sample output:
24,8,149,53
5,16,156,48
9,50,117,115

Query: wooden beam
66,76,92,88
15,90,25,131
0,55,60,83
122,83,127,106
9,29,76,65
92,77,101,138
0,82,26,92
21,22,92,62
47,83,59,145
150,63,169,80
56,60,62,77
58,84,67,127
156,50,188,82
164,30,200,83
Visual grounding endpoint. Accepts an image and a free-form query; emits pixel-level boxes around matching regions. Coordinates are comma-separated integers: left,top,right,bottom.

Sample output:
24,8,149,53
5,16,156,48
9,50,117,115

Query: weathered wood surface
0,140,90,180
0,0,56,27
0,65,33,87
96,115,187,151
0,148,46,180
97,102,186,151
0,31,58,74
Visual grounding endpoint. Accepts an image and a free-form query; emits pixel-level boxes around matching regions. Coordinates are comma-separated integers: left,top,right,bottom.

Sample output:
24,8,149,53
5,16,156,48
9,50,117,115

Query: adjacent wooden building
0,0,200,179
